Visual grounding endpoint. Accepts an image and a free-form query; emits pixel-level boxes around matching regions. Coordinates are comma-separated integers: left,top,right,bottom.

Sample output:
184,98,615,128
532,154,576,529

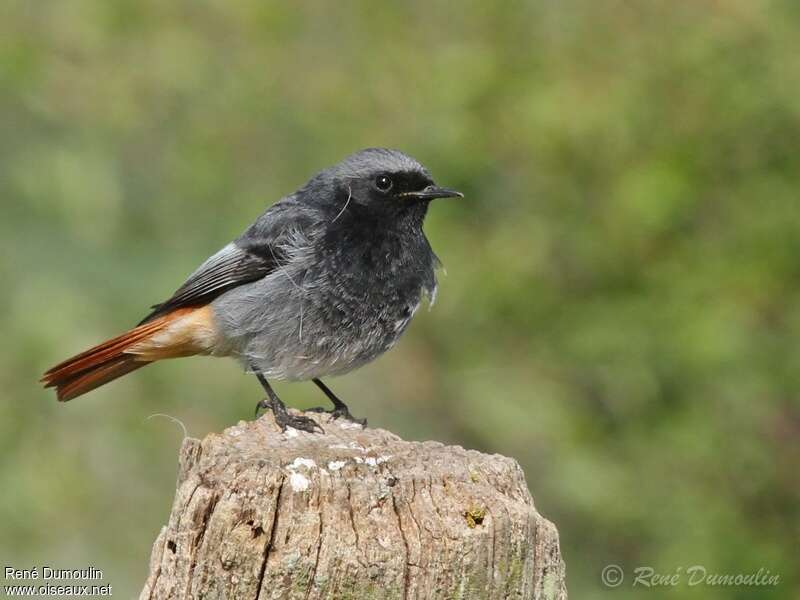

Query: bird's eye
375,175,393,192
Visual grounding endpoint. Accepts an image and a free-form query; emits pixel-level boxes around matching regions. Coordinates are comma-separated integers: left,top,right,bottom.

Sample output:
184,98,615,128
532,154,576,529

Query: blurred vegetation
1,1,799,598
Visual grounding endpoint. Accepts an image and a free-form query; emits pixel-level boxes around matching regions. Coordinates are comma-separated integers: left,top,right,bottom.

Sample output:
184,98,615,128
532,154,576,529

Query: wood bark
140,411,567,599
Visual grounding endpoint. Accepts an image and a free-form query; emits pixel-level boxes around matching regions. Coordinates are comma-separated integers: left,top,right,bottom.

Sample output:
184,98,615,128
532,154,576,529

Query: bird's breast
212,223,437,380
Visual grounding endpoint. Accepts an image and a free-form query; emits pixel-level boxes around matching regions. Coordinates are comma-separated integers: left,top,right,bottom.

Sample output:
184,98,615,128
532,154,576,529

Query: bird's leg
252,367,323,434
308,378,367,426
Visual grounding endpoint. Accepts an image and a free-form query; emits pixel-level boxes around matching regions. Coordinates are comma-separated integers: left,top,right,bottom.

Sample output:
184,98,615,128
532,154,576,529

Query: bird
41,148,463,432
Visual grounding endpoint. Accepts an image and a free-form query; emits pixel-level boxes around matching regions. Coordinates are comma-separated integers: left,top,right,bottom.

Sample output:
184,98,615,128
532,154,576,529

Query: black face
370,170,432,198
344,169,462,215
318,148,463,220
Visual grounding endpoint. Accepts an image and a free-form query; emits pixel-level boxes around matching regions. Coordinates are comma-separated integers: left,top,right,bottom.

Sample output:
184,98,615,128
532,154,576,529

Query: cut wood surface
140,410,567,599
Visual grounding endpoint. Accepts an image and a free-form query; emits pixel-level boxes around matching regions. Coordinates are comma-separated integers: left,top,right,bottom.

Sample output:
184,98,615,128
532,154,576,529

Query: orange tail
41,307,213,401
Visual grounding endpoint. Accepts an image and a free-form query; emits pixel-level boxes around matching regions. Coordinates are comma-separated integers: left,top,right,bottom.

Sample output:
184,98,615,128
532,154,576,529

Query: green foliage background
1,1,798,598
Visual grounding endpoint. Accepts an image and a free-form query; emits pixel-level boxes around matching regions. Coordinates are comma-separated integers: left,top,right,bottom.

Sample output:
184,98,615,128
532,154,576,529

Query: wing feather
138,243,275,324
139,197,318,324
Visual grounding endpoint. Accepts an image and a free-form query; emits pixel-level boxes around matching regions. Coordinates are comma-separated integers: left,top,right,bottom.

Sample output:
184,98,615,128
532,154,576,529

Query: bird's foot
254,398,324,434
308,404,367,427
309,379,367,427
277,411,325,434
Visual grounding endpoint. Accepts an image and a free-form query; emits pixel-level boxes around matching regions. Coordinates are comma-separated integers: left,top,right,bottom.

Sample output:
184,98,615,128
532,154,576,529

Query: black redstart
42,148,462,432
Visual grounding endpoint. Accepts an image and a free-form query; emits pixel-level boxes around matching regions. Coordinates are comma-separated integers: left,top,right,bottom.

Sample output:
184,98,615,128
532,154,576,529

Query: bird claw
254,398,271,419
276,412,325,434
308,405,367,427
254,397,324,434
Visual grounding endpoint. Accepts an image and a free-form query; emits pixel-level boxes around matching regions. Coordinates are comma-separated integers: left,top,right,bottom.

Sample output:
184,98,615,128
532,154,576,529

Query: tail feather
41,307,203,402
50,358,148,402
43,318,166,383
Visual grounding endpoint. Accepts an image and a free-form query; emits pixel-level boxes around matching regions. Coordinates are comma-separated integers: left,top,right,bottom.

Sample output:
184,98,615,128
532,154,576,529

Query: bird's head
303,148,462,221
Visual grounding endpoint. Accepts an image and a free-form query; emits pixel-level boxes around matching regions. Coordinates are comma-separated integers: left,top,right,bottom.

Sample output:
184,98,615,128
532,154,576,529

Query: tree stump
140,411,567,600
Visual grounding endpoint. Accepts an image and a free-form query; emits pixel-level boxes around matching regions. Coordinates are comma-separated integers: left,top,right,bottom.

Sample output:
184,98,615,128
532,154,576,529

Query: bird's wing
139,199,315,324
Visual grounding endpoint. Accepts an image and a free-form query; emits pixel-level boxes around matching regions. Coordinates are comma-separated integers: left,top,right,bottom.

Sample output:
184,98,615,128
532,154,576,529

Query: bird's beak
401,185,464,200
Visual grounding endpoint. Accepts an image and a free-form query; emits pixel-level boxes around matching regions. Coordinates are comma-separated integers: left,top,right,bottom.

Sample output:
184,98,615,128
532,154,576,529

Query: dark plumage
42,148,462,431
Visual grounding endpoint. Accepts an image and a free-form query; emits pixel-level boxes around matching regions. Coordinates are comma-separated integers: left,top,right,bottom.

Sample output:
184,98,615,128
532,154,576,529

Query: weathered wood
140,411,567,600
